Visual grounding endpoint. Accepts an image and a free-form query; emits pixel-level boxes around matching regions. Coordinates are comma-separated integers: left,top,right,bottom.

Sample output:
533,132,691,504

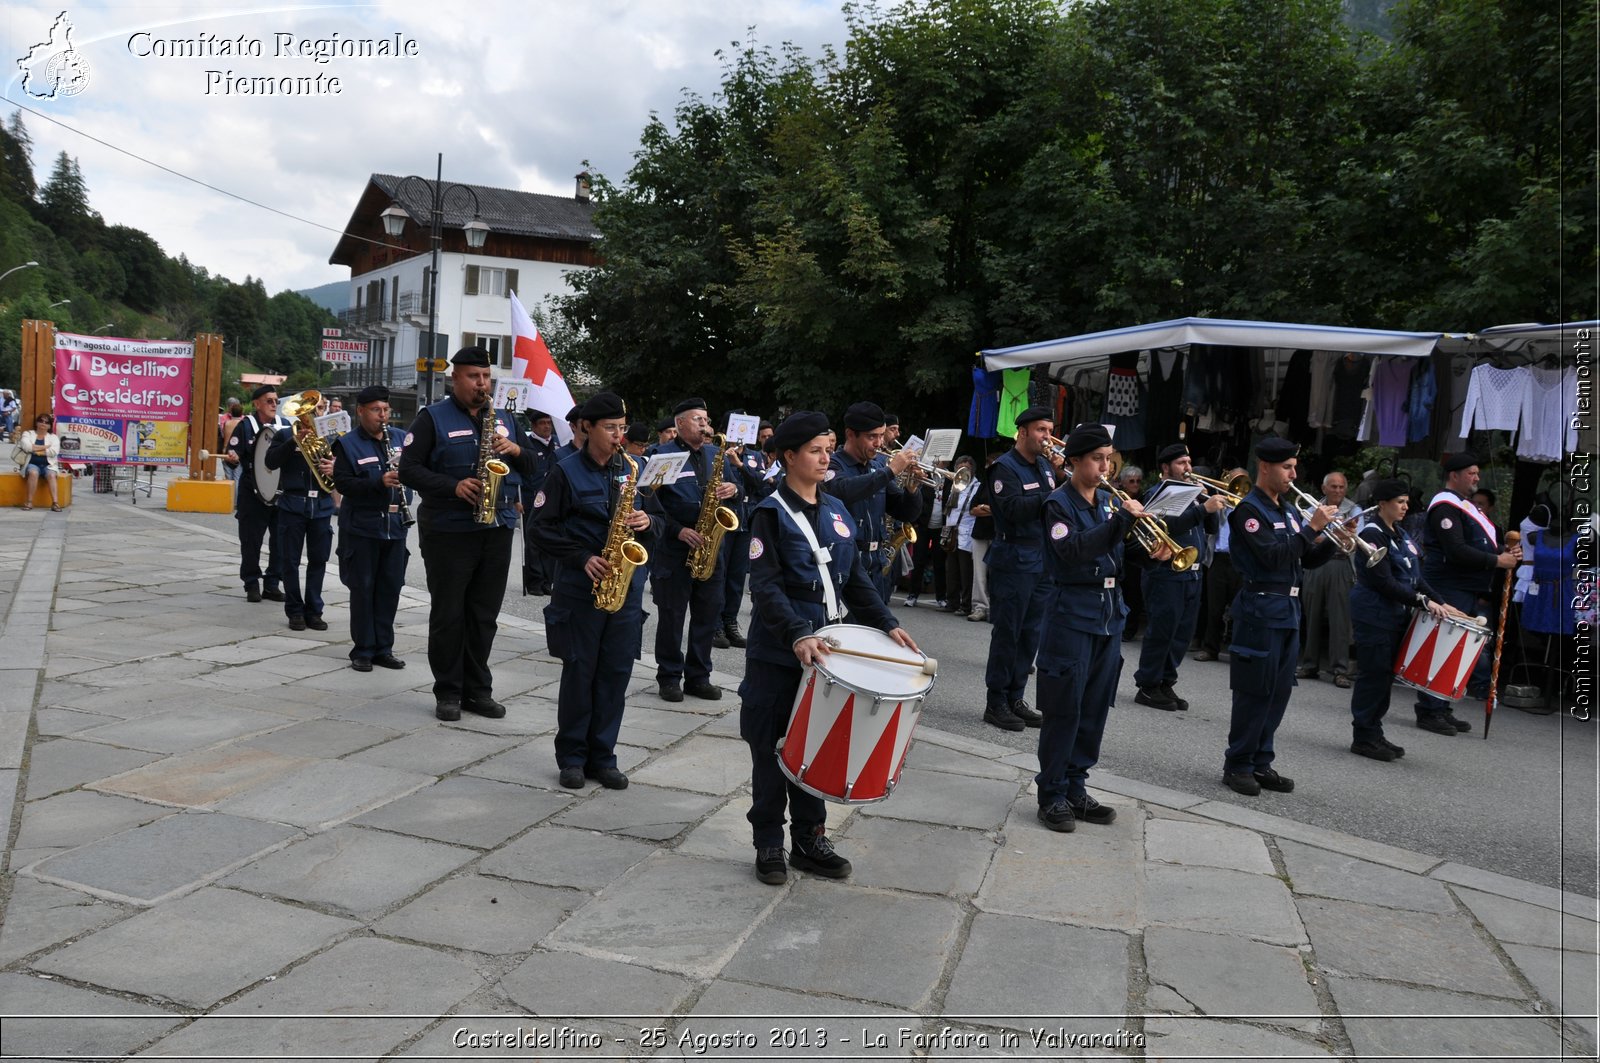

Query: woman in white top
14,413,63,510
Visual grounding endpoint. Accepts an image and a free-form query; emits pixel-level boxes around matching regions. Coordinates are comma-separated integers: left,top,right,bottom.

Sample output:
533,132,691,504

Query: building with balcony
327,171,600,410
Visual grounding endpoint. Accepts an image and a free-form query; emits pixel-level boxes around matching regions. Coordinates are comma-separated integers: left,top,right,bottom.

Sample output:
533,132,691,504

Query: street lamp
93,323,114,334
48,299,70,309
379,153,490,406
0,261,39,285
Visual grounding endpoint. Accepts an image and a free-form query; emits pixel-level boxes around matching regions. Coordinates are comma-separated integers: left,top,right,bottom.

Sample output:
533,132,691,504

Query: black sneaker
755,847,788,885
1194,650,1218,662
435,699,462,722
304,615,328,631
371,654,406,670
723,624,747,648
1447,713,1472,733
246,584,262,603
463,697,507,719
1160,683,1189,711
1223,772,1261,796
711,628,731,649
1351,739,1395,762
261,588,286,602
1416,715,1457,736
1069,794,1116,825
558,766,585,789
350,658,373,673
1037,800,1077,832
1381,737,1406,758
1135,685,1177,711
659,680,684,703
684,680,722,701
790,832,851,878
1253,767,1294,793
585,766,629,790
983,702,1025,732
1010,699,1042,727
288,615,307,631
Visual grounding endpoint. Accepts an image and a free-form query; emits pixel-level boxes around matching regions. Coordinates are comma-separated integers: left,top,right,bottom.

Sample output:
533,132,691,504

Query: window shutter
502,336,513,369
506,269,519,299
464,265,479,296
462,331,477,351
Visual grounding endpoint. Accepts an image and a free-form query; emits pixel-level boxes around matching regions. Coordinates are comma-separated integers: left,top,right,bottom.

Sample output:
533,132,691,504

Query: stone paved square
35,887,355,1007
374,874,584,954
477,825,658,890
0,878,124,966
856,767,1020,830
1327,976,1567,1059
222,826,476,915
554,783,721,841
1276,837,1455,913
678,980,915,1059
1144,864,1305,946
24,738,162,799
345,728,523,775
13,789,170,850
354,775,572,848
91,744,314,807
1144,818,1276,876
212,758,432,829
73,704,291,754
837,815,997,897
498,949,696,1019
977,798,1144,929
629,735,752,795
0,973,185,1061
1142,926,1320,1031
1298,895,1521,995
943,913,1128,1033
240,717,403,758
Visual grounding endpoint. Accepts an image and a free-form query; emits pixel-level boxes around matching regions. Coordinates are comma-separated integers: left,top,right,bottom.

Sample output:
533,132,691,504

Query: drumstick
1483,530,1520,740
821,639,938,676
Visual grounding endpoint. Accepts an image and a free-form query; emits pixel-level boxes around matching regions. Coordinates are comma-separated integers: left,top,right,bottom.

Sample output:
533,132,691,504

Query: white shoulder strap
773,493,843,622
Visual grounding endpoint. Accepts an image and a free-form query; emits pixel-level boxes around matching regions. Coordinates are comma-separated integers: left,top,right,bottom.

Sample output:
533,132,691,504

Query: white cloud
1,0,850,295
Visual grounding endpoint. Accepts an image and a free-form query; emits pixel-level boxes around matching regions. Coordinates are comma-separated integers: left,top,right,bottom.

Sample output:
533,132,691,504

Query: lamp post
48,299,70,309
93,323,114,334
379,153,490,407
0,261,39,285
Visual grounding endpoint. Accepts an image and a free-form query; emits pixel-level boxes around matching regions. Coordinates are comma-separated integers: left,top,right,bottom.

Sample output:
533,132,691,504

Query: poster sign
725,412,760,445
315,411,352,438
53,333,193,465
494,379,535,411
637,451,689,490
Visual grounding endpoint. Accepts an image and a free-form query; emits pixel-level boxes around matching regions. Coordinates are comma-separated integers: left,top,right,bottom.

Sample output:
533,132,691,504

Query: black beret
1254,436,1299,463
883,411,900,426
450,345,492,367
626,422,651,445
1063,423,1113,457
673,397,708,415
1015,406,1053,428
771,411,830,455
355,386,389,406
566,404,582,422
843,401,886,432
655,416,674,432
250,384,278,401
1156,443,1189,465
1372,478,1410,502
579,391,626,422
1441,452,1480,473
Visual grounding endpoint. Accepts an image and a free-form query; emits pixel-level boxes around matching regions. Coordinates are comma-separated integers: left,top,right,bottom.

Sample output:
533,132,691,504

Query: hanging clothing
1308,351,1340,429
1276,349,1314,443
1370,357,1414,447
1102,351,1147,450
1522,529,1580,636
1442,357,1474,444
1331,354,1369,438
969,366,1002,438
1406,357,1437,444
996,368,1031,439
1146,350,1185,444
1459,363,1529,437
1516,365,1579,461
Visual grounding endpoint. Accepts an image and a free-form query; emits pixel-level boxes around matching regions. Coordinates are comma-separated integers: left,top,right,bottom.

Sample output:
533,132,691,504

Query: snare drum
1393,609,1492,701
777,623,936,804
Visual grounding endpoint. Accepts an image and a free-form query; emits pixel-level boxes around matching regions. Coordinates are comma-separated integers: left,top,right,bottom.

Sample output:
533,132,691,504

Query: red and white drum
1393,609,1492,701
777,623,937,804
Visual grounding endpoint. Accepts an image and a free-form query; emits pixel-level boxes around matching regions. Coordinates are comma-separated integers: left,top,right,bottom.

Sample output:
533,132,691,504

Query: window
460,333,502,365
463,266,519,298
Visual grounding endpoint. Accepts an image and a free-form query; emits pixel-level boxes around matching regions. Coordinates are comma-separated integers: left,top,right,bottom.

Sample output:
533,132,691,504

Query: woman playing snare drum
1348,479,1466,762
739,411,917,886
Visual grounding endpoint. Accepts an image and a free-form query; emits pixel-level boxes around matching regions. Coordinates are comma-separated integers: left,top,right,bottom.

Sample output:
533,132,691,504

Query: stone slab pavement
0,499,1595,1060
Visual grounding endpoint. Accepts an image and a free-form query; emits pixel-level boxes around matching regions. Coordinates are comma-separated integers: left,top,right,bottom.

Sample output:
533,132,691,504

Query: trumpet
1185,471,1251,506
1099,475,1199,571
883,441,959,487
1044,435,1069,462
1286,482,1386,568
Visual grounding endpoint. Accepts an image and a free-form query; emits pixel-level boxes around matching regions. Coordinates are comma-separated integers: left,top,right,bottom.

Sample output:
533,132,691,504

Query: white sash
1428,490,1499,543
774,492,843,623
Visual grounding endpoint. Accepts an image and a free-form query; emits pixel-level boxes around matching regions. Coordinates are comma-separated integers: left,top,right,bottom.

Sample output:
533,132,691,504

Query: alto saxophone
593,454,649,612
687,433,739,581
475,399,510,525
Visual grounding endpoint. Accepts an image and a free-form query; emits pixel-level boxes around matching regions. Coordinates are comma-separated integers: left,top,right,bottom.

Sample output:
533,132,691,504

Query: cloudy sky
2,1,851,296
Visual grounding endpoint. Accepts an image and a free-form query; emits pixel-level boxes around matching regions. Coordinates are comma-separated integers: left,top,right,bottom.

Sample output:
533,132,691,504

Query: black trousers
1201,553,1241,654
235,490,282,590
276,508,332,619
418,523,513,701
651,550,724,685
740,660,825,851
338,534,408,661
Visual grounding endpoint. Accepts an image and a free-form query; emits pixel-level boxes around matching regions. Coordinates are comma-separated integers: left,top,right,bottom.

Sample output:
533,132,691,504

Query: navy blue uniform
521,433,559,594
648,439,744,687
984,449,1057,707
226,413,289,594
722,447,776,630
1134,488,1215,689
1224,489,1340,776
1350,520,1439,744
531,449,659,773
827,449,922,601
265,429,335,622
1416,493,1500,716
1036,483,1132,808
398,396,536,702
740,483,898,850
332,424,410,664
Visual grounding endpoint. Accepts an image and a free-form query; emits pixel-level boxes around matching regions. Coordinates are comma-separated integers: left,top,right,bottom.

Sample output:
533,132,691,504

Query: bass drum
252,426,281,506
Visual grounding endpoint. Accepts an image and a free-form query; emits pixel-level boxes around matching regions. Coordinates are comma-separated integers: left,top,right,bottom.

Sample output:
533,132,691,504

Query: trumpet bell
1171,546,1200,572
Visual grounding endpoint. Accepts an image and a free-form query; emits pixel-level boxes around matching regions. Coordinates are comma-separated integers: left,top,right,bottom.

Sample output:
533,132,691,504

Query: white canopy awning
980,316,1448,371
1440,320,1599,357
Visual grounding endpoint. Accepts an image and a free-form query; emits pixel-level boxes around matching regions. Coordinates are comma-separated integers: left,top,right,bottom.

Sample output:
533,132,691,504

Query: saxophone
475,400,510,525
687,433,740,581
880,447,920,575
593,454,649,612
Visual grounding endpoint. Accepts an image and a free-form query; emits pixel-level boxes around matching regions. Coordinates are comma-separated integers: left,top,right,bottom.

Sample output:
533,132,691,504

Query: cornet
1286,482,1386,568
1185,471,1251,506
1099,475,1199,571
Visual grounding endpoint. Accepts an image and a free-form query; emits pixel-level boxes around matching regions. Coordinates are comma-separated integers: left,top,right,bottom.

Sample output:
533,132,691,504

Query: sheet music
922,429,961,464
725,413,760,445
1141,480,1203,517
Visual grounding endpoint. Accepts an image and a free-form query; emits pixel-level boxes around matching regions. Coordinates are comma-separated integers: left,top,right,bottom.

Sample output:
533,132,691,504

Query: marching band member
740,411,916,884
521,408,559,596
826,402,921,602
648,398,743,702
264,400,334,631
330,386,410,673
1035,424,1162,832
1221,437,1340,796
225,384,290,603
1349,479,1462,761
1132,443,1225,710
982,406,1062,732
398,346,536,722
530,392,659,790
717,420,776,650
1414,452,1522,734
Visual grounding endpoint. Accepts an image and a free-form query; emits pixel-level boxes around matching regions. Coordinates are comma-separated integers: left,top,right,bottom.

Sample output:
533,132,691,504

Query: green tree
38,151,98,244
0,111,35,206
